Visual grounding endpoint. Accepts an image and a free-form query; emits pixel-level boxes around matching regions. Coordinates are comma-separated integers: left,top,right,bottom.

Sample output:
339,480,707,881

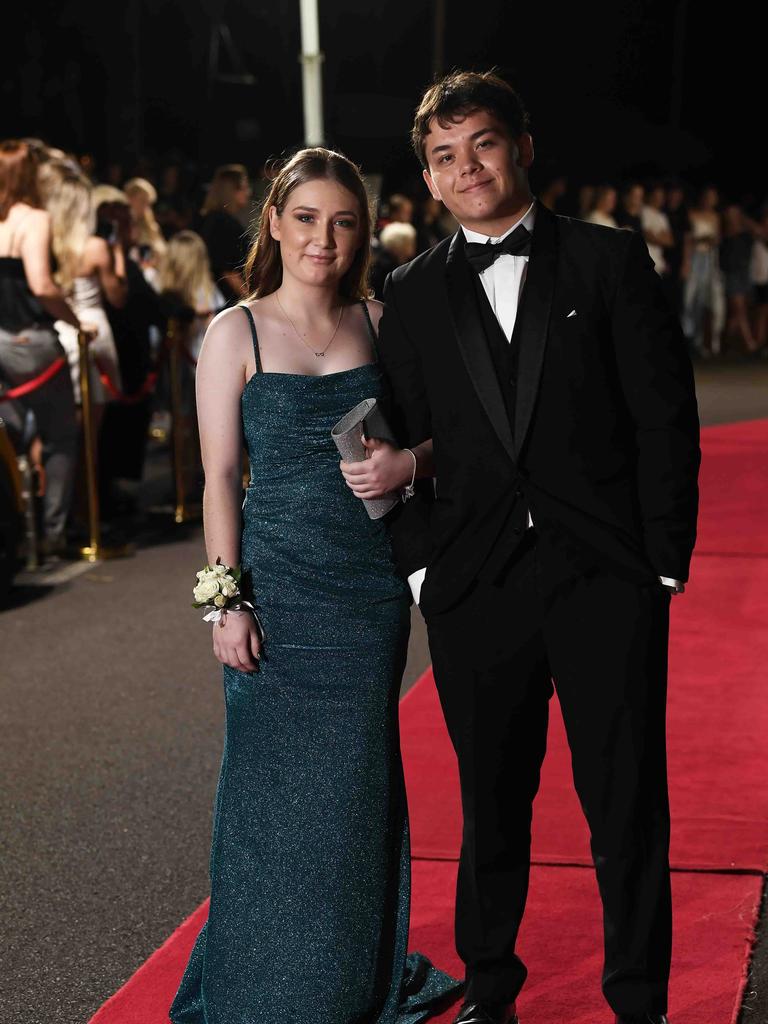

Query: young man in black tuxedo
378,72,700,1024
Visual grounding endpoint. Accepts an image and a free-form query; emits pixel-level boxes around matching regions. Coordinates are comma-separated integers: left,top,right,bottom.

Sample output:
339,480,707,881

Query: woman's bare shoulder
199,304,254,364
195,308,254,399
83,234,109,264
239,296,279,327
12,204,49,232
209,302,250,332
9,201,41,217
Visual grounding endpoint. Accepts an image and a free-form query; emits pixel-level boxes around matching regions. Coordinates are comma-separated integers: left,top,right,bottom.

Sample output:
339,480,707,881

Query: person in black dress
95,191,165,519
614,181,645,233
197,164,252,304
0,140,84,557
664,181,690,319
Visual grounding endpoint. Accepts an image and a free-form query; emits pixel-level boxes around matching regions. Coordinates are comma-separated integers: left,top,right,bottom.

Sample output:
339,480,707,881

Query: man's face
422,108,533,230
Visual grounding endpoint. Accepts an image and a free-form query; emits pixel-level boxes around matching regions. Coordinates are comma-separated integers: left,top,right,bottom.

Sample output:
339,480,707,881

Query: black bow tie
464,224,532,273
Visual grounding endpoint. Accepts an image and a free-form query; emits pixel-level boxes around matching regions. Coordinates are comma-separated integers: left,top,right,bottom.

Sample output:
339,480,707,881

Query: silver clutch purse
331,398,399,520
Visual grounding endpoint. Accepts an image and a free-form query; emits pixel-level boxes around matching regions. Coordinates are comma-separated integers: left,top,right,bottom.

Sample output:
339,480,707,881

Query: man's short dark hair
412,70,530,169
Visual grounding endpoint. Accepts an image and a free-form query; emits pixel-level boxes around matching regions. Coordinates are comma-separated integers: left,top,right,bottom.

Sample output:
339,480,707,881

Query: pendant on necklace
315,351,325,357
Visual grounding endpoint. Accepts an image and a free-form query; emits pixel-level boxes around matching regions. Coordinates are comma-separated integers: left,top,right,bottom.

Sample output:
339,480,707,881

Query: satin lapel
444,232,516,462
513,203,558,458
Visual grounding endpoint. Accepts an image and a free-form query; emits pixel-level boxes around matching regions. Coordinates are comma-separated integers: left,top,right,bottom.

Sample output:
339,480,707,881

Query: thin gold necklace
275,291,345,358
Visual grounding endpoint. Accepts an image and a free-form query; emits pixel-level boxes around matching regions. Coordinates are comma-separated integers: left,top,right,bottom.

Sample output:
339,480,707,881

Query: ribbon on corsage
192,558,264,636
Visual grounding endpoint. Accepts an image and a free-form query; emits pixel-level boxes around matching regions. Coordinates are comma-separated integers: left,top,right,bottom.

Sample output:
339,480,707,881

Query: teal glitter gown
169,304,460,1023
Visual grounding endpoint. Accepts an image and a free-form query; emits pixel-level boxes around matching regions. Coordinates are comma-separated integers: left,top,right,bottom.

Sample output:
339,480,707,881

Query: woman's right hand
79,321,99,342
212,610,262,673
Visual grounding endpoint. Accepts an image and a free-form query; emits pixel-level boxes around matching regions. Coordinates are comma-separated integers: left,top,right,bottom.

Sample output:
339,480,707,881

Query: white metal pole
299,0,324,145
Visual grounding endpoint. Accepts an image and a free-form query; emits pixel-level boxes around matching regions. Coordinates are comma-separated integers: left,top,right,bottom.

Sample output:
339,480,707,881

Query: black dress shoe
452,1001,519,1024
615,1015,669,1023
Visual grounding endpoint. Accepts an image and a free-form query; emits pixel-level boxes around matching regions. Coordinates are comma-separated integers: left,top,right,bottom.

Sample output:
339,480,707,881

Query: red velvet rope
93,330,196,405
0,356,67,399
0,326,194,407
94,360,159,406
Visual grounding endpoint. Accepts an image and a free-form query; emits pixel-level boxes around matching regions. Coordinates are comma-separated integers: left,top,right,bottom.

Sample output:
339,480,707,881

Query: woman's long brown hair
0,141,41,220
244,148,372,301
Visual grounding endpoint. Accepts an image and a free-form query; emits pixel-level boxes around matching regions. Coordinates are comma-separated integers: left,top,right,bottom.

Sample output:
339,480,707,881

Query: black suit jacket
378,203,701,616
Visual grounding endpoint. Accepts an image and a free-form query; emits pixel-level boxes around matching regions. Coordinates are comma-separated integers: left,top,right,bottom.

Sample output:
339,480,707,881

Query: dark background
2,0,760,201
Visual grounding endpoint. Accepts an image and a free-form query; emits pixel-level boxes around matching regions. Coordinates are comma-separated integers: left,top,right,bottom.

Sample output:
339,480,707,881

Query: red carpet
411,863,762,1024
89,867,761,1024
693,419,768,556
90,420,767,1023
404,420,768,872
89,902,209,1024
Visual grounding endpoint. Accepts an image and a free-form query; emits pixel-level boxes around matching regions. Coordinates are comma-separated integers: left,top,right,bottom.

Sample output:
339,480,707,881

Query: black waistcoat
469,271,531,582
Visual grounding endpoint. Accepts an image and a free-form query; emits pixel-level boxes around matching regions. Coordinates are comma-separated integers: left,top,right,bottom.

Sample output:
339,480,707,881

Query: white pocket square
566,309,577,318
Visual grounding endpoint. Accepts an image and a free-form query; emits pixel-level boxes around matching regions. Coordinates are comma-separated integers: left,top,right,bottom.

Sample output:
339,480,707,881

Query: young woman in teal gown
169,148,460,1023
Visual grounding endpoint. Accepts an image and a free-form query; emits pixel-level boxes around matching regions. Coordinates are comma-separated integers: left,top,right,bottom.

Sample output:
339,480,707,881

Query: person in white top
585,184,618,228
39,159,126,416
641,183,674,275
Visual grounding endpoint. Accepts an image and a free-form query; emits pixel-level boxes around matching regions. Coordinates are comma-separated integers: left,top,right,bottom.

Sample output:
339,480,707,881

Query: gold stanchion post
78,330,133,562
167,317,198,524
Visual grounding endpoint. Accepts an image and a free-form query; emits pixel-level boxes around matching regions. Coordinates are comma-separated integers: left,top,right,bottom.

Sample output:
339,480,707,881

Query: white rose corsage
192,558,263,636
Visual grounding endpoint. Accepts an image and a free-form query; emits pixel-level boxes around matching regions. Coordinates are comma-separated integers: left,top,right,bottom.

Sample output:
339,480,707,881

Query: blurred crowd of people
371,176,768,361
573,179,768,358
0,139,235,565
1,136,766,568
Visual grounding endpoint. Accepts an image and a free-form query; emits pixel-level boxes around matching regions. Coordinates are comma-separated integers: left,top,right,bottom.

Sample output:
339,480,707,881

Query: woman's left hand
340,437,413,499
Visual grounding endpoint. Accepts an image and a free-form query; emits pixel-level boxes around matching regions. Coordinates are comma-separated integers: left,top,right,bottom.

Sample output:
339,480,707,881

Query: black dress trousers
425,534,672,1017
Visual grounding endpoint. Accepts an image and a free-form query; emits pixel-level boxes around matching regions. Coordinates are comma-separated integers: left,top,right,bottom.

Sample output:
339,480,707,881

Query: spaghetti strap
359,300,380,361
239,304,263,374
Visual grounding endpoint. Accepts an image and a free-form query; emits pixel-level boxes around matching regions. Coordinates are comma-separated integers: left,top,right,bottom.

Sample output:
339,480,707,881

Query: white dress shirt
462,200,537,340
408,203,536,605
406,200,682,603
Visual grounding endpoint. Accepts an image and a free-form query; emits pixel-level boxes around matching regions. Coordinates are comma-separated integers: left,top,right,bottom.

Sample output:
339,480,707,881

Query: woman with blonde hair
124,176,166,272
169,147,458,1023
158,229,225,362
197,163,251,302
38,159,125,412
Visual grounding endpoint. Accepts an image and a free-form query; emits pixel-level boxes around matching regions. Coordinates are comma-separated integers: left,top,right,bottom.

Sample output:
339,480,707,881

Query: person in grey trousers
0,140,91,557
